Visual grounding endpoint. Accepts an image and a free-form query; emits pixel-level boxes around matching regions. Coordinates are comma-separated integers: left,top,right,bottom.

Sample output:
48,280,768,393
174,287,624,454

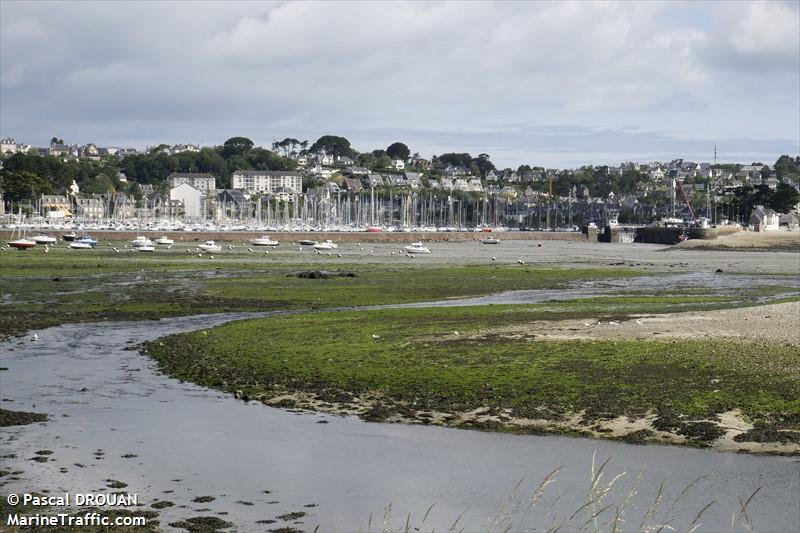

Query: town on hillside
1,135,798,233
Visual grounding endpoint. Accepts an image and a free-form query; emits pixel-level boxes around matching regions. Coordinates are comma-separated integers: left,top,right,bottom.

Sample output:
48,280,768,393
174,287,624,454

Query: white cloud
0,0,797,167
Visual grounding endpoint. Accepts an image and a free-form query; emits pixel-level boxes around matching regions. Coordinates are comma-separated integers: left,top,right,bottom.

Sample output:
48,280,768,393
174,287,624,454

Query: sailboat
7,213,36,249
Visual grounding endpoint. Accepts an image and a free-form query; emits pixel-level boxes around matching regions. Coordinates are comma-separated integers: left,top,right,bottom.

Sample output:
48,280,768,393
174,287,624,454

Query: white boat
405,241,431,254
137,245,156,252
155,236,174,245
198,240,222,252
69,241,93,250
481,237,500,244
32,234,58,245
130,236,154,248
313,240,338,250
7,238,36,249
250,235,280,247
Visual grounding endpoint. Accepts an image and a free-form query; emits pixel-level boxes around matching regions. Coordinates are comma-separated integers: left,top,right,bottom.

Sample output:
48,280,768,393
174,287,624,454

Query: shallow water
1,314,798,532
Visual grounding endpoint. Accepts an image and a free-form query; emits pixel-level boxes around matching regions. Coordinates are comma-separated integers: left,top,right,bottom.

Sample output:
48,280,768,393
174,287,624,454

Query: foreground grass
145,304,800,447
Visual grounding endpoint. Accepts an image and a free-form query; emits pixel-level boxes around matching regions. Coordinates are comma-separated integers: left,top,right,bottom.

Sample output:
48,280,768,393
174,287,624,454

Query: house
170,144,200,155
342,177,363,192
388,175,407,188
428,179,441,189
335,156,355,167
392,159,405,170
779,212,799,228
82,144,101,160
411,157,431,170
453,178,469,191
404,172,422,189
169,183,205,219
139,184,155,195
500,186,517,198
216,189,250,219
231,170,302,194
324,182,341,194
1,137,19,154
485,170,498,182
486,184,501,195
167,172,216,192
317,153,334,166
75,197,106,219
444,165,468,177
347,166,370,175
506,171,521,183
366,174,385,188
439,178,454,190
749,205,779,231
112,194,136,218
41,194,72,218
468,178,483,192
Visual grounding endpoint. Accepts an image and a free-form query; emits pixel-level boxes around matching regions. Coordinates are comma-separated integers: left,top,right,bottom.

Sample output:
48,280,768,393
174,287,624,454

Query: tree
436,153,473,168
386,142,410,161
0,170,53,202
50,137,64,145
471,153,495,178
774,155,799,180
309,135,356,158
222,137,254,158
770,182,800,213
81,172,115,194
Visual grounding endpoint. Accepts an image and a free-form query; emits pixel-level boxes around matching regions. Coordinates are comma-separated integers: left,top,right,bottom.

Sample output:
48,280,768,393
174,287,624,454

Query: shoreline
143,301,800,457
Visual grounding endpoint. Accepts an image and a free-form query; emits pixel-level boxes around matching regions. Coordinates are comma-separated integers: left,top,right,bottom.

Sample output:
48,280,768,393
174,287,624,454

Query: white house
232,170,303,194
170,183,205,219
392,159,405,170
167,172,216,192
749,205,779,231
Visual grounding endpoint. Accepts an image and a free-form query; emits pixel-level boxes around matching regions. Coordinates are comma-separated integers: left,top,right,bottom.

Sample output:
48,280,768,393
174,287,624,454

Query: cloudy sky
1,1,798,168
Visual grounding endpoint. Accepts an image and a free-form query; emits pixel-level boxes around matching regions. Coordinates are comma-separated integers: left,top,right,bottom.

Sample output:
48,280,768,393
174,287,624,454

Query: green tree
310,135,356,158
435,153,473,168
81,172,115,194
471,153,495,178
386,142,410,161
0,170,54,202
222,137,255,158
50,137,64,145
770,182,800,213
774,155,799,180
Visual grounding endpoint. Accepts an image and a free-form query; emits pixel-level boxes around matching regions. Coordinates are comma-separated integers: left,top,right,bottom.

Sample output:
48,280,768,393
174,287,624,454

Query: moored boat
313,240,338,250
250,235,280,247
69,241,93,250
75,235,98,248
130,236,154,248
8,238,36,249
198,240,222,252
62,232,78,242
155,236,174,245
298,239,318,246
481,237,500,244
404,241,431,254
137,245,156,252
32,234,58,245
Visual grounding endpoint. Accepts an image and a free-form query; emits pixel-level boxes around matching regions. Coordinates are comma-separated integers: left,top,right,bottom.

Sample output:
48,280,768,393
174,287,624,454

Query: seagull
265,251,269,255
32,333,39,341
337,253,342,257
491,256,496,261
210,255,215,259
248,248,253,253
517,259,525,265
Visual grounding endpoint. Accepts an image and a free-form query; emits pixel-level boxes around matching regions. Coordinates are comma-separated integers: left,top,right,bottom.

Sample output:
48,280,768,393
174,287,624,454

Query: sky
1,0,798,168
